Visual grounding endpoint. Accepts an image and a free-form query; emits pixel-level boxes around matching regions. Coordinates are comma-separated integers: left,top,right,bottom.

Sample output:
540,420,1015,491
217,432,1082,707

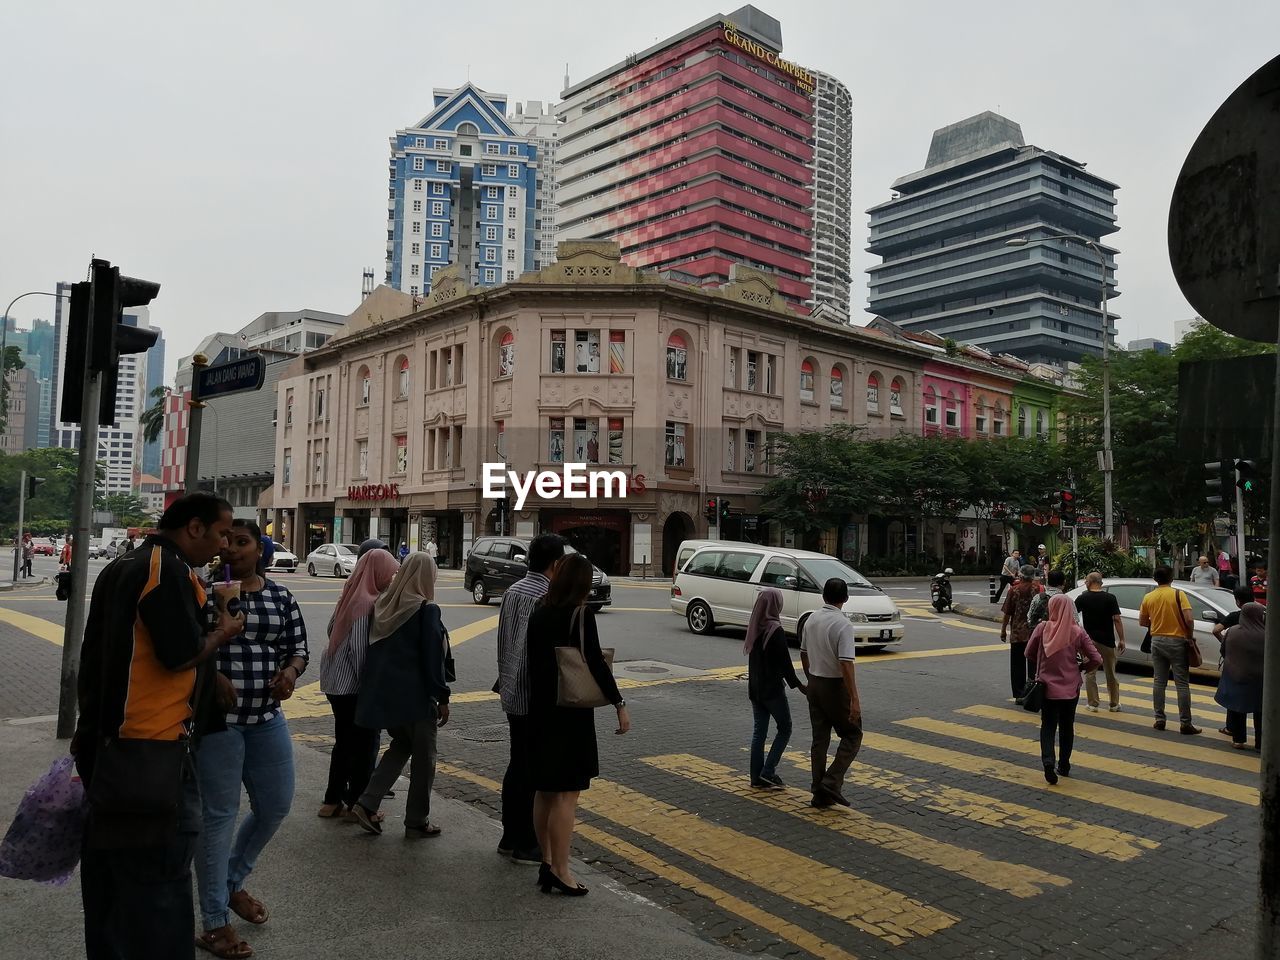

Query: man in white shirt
800,578,863,809
995,549,1021,603
1190,555,1219,587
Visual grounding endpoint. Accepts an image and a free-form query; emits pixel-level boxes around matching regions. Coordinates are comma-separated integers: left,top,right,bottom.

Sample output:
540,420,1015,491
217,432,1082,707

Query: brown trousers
807,676,863,798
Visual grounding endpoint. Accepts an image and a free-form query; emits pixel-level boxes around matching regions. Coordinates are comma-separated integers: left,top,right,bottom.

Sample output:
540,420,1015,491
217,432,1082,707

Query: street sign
195,355,266,400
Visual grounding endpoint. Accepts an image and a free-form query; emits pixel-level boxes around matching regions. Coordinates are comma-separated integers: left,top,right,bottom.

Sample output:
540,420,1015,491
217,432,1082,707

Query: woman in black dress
527,554,631,895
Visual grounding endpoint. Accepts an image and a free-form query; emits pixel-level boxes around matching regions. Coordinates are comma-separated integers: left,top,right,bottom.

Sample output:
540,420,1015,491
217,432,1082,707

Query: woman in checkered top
193,519,308,960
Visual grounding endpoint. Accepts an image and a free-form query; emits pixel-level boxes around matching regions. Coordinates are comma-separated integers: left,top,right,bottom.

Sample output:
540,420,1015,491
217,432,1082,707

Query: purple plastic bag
0,755,87,886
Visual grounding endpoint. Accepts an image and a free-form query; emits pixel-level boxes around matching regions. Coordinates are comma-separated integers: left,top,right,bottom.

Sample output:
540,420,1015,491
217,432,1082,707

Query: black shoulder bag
1021,643,1045,713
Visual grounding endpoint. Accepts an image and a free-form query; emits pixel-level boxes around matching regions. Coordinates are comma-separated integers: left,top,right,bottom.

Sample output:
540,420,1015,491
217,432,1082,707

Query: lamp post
1006,234,1115,540
1,290,70,425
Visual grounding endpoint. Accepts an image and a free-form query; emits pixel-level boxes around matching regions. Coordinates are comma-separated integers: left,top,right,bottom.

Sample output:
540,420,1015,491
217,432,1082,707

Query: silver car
1066,577,1239,678
305,543,359,578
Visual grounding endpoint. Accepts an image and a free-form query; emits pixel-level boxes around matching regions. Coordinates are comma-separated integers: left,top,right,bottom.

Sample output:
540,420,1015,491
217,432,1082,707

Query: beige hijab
370,553,438,644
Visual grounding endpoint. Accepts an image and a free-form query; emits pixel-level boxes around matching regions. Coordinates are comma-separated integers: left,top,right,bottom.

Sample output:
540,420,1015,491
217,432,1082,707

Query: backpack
1026,587,1050,627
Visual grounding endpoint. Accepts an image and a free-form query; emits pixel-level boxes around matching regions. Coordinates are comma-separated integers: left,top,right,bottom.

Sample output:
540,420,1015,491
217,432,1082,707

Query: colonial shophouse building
266,242,1070,575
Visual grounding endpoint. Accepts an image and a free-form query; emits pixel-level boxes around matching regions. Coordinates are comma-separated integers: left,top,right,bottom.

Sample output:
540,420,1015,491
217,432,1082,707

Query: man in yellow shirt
1138,566,1200,734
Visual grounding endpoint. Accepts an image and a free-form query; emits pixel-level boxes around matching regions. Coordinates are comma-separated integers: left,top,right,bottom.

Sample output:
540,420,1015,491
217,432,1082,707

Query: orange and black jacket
76,535,216,762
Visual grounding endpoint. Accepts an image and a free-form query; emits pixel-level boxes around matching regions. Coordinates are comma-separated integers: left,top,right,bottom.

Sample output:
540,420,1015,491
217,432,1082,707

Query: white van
670,543,904,649
673,539,719,575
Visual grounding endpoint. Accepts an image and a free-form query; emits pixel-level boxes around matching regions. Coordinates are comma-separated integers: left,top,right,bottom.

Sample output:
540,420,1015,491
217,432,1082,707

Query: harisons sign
721,21,815,93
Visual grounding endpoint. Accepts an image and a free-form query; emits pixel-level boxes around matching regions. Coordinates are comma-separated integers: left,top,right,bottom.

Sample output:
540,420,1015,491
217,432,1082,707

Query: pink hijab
745,587,784,655
1041,592,1079,658
327,549,400,657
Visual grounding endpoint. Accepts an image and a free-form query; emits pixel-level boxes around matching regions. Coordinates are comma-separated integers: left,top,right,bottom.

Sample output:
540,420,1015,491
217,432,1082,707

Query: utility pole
185,354,207,493
11,469,25,581
1235,463,1247,583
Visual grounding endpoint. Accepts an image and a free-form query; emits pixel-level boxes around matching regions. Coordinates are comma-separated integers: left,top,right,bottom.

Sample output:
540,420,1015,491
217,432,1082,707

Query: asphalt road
0,557,1254,960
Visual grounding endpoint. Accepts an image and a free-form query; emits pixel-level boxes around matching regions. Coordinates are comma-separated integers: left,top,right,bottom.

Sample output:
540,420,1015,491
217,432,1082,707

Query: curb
952,602,1003,624
0,576,49,593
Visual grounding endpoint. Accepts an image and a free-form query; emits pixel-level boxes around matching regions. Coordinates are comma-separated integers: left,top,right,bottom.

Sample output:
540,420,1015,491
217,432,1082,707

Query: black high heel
537,863,551,887
539,868,589,896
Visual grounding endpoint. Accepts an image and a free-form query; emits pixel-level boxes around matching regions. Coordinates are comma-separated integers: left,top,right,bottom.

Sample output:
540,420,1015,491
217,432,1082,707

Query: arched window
890,378,904,415
924,386,938,425
866,373,881,413
994,402,1006,436
498,332,515,377
799,360,815,402
665,334,688,381
829,366,844,408
457,122,480,137
397,356,410,398
1036,409,1047,437
1018,405,1028,437
358,366,371,406
975,397,988,434
945,390,959,429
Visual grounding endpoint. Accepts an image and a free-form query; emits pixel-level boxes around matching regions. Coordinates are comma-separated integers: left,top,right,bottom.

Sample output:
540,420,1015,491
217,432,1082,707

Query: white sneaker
1086,705,1099,713
1109,705,1123,713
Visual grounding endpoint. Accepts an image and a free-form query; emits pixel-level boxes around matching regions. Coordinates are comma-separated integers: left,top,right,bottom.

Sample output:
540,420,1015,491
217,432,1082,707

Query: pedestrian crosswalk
427,688,1255,960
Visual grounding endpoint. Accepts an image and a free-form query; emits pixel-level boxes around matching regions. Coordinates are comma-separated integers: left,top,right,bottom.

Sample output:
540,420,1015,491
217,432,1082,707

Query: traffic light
91,259,160,425
705,497,718,522
57,281,92,424
1235,459,1259,493
1058,489,1077,525
494,495,508,526
720,498,732,522
25,475,44,500
1205,461,1227,507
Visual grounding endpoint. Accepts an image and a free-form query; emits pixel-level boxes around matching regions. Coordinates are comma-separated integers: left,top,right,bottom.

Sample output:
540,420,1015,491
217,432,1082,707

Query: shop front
542,508,631,576
414,512,465,569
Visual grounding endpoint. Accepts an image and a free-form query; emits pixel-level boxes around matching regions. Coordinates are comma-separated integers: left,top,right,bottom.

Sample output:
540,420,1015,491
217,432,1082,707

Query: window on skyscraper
486,143,499,155
483,164,497,176
433,138,447,149
413,157,424,171
508,164,519,178
507,144,519,156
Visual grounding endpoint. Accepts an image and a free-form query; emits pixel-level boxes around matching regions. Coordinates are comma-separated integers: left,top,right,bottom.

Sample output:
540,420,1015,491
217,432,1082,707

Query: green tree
98,492,152,527
139,385,169,444
0,447,90,535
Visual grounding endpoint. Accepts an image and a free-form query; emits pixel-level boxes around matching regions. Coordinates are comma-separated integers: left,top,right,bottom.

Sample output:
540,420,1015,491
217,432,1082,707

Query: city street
0,560,1256,959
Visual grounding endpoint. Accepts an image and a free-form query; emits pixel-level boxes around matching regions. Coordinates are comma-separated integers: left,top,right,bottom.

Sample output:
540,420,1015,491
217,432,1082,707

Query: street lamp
1006,233,1116,540
1,290,70,416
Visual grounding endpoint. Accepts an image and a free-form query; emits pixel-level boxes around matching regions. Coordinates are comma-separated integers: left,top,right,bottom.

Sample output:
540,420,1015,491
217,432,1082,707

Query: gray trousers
359,707,438,828
1150,636,1193,725
807,676,863,797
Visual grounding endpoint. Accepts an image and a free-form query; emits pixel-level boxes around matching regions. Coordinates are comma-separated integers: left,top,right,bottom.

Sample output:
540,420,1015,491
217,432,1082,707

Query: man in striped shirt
495,533,566,864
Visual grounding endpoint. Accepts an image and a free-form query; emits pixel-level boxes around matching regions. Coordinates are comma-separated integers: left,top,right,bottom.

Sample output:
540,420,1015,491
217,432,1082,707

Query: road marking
866,642,1004,661
1115,681,1221,709
579,780,955,944
605,607,671,612
776,751,1157,862
897,717,1257,807
448,614,500,646
863,731,1222,828
646,754,1070,898
0,607,64,645
958,704,1260,773
284,685,332,720
436,763,862,960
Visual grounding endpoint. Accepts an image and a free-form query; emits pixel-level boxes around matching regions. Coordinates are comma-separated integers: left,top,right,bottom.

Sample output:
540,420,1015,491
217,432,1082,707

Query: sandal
405,822,443,839
345,808,385,824
317,803,344,818
196,926,253,959
228,889,269,925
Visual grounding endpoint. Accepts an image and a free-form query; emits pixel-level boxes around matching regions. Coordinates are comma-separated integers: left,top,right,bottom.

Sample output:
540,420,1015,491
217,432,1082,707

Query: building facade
508,100,561,271
867,111,1120,366
269,242,1069,574
0,367,41,454
554,6,818,310
808,70,853,322
385,85,549,297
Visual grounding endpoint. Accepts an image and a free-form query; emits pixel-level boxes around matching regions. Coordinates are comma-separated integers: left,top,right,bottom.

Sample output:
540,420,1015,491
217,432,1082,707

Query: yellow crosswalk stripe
1117,681,1221,709
958,705,1260,773
897,717,1257,807
1082,704,1260,749
0,606,64,645
438,763,862,960
862,731,1222,827
645,754,1070,898
582,778,956,945
777,752,1158,862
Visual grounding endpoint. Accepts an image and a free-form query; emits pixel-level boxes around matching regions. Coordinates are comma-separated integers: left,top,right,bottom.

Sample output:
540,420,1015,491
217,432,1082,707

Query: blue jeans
195,712,295,930
749,694,792,783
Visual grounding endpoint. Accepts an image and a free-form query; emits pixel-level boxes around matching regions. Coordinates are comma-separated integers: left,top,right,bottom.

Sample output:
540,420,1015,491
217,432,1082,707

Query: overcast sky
2,1,1276,380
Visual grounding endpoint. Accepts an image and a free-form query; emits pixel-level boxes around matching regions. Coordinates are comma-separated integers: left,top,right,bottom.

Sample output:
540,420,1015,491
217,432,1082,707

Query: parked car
1065,577,1236,678
86,541,110,560
32,542,56,557
670,542,904,650
465,537,611,608
305,543,359,578
266,542,297,574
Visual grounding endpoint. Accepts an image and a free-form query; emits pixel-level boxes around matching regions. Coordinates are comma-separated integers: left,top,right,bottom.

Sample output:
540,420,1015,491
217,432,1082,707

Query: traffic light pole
55,363,103,739
11,469,25,581
185,354,207,494
1235,469,1247,584
1259,296,1280,960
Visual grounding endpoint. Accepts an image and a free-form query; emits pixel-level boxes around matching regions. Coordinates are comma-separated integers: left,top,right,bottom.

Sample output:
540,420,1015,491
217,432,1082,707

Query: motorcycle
930,567,954,612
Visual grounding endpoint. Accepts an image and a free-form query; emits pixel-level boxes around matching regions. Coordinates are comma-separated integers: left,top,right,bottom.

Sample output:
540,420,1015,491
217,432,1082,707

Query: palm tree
140,385,170,444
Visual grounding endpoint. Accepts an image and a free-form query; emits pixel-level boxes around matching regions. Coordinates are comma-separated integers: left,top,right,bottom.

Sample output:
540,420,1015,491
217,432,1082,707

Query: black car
465,537,612,609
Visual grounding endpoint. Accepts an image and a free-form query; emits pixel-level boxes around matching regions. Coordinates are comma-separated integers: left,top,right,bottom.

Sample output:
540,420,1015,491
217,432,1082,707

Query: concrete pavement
0,720,742,960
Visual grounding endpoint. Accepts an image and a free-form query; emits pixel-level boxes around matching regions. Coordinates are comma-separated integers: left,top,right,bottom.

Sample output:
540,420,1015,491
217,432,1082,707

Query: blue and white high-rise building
386,84,554,296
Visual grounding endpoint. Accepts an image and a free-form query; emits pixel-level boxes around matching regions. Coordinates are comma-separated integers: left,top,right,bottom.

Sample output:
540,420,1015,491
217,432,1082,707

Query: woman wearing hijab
351,554,452,838
1025,593,1103,784
1216,602,1265,750
745,588,806,789
527,554,630,896
318,548,401,818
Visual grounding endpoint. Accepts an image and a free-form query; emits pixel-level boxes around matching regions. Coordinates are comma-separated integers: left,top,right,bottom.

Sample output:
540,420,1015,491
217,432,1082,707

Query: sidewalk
0,721,741,960
0,576,49,592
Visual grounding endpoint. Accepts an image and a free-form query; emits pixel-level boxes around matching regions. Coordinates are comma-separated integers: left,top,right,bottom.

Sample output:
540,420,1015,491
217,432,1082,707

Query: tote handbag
555,606,616,709
1021,647,1045,713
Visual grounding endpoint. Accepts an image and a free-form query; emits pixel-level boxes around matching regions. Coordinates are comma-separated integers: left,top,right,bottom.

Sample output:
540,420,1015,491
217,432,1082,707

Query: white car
266,542,297,573
670,543,904,650
305,543,359,578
